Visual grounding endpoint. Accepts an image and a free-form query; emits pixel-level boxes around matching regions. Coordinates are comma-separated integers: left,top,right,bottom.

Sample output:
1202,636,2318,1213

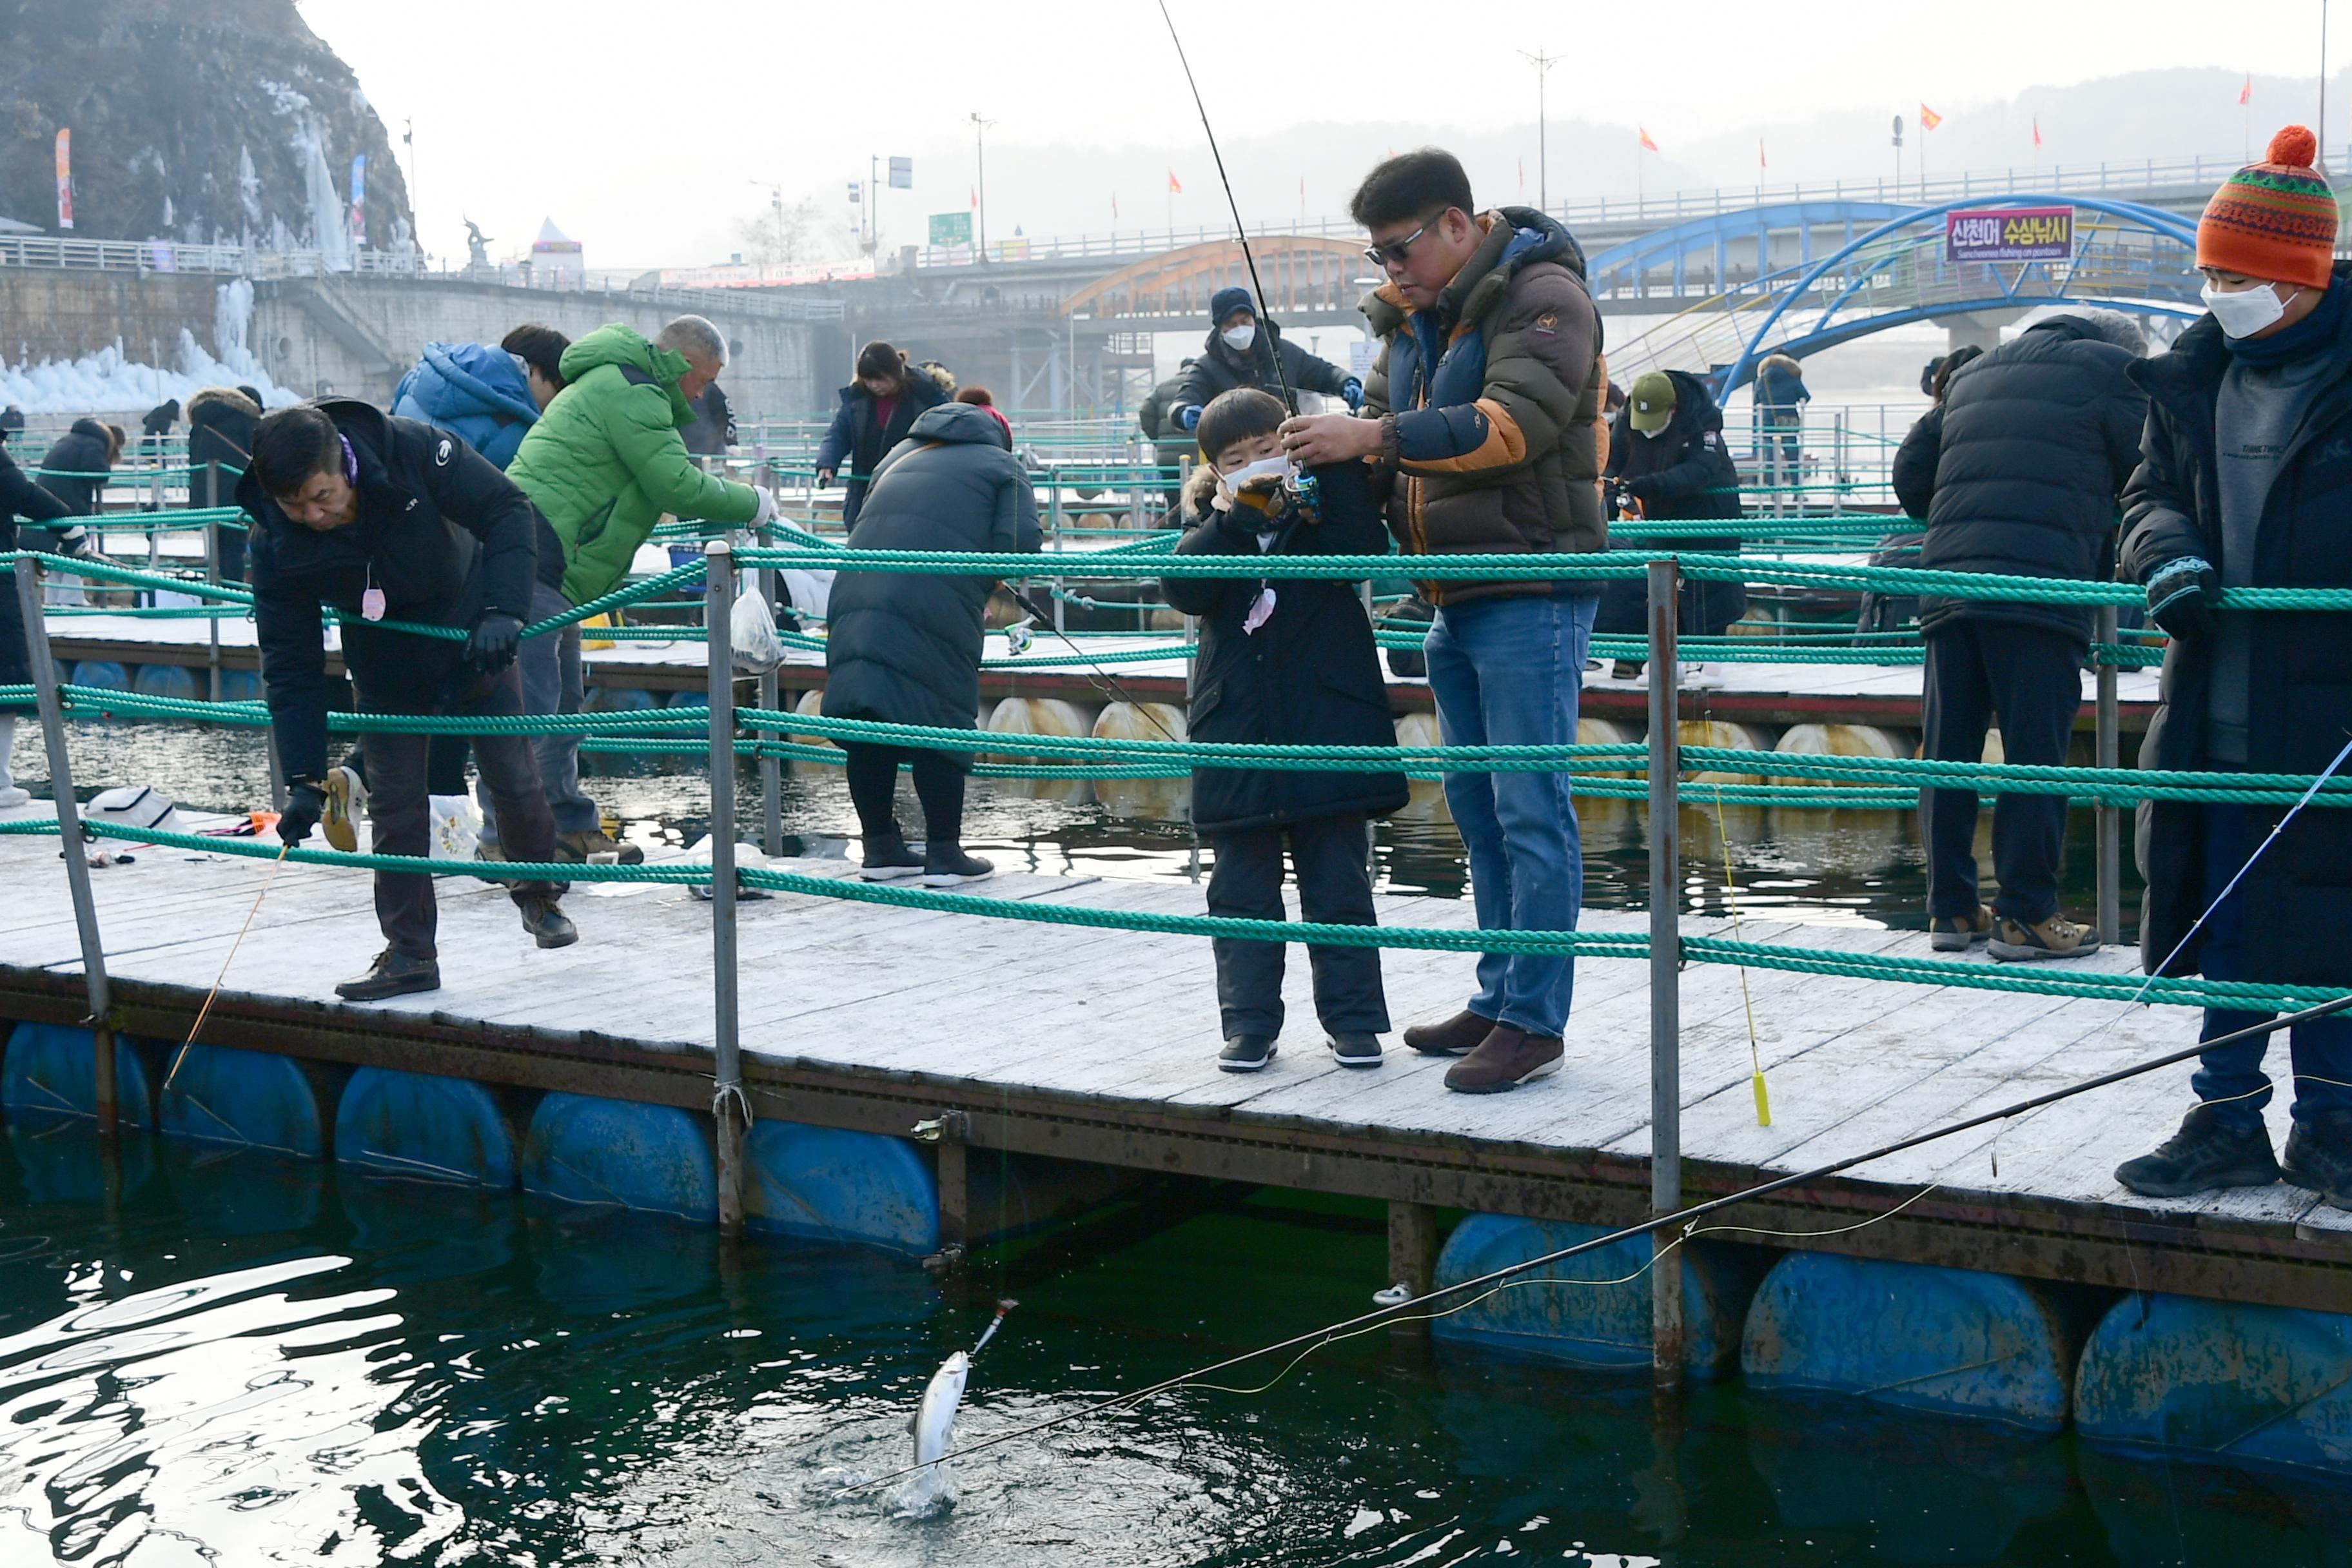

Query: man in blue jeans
1282,148,1608,1092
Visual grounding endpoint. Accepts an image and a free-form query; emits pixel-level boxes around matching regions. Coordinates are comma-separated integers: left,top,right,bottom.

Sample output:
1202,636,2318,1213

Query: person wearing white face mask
1170,286,1362,433
2113,124,2352,1208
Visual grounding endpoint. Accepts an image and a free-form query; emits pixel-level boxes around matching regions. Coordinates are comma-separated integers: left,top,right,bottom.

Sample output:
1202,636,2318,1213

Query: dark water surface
1,1145,2346,1567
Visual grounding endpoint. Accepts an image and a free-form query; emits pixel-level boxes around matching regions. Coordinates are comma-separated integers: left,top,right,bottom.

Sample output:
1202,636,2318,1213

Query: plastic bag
429,794,481,862
730,588,787,675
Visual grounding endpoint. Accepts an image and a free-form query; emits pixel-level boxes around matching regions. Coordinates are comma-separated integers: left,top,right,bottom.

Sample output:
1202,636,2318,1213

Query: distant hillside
0,0,413,250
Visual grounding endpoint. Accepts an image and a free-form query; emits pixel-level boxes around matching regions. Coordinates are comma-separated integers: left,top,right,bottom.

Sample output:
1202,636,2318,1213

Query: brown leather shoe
1444,1025,1564,1093
1403,1009,1497,1057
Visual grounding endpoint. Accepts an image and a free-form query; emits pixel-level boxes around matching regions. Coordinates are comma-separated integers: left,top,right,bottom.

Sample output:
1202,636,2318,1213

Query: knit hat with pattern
2197,125,2340,289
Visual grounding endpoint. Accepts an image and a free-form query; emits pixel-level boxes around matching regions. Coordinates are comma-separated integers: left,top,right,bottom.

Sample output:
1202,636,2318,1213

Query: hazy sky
302,0,2347,269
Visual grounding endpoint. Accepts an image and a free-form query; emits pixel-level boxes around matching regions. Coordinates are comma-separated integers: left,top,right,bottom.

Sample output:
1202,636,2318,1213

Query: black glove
467,612,524,674
2146,555,2219,640
53,526,97,561
279,781,324,847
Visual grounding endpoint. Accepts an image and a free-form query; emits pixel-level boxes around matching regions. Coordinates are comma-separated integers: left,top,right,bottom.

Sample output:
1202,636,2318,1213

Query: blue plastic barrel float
157,1043,334,1159
1741,1253,2080,1429
2076,1291,2352,1478
68,661,129,692
334,1066,520,1189
215,669,262,703
1427,1213,1767,1377
130,663,199,701
0,1021,153,1128
520,1092,716,1222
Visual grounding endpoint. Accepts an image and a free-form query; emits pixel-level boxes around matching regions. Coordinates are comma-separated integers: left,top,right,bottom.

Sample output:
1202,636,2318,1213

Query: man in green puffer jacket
496,315,774,863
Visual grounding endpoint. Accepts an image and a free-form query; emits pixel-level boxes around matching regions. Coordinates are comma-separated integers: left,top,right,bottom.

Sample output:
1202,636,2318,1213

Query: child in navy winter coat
1162,389,1409,1073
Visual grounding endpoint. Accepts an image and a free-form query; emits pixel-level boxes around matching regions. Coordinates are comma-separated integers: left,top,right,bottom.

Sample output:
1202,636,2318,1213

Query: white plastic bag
730,588,787,675
429,794,481,862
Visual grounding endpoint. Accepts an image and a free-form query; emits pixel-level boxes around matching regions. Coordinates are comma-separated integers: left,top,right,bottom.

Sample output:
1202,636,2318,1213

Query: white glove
745,485,778,531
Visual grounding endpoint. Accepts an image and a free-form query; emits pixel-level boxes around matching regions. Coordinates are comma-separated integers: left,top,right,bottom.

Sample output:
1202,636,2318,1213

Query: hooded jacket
0,445,75,691
1754,353,1810,420
37,419,115,516
1161,462,1409,833
1170,325,1353,420
1908,315,2147,645
244,400,542,780
392,343,544,470
1597,368,1747,636
185,386,261,501
2121,268,2352,986
1360,206,1605,603
823,402,1041,743
681,382,736,456
506,323,762,607
813,364,952,530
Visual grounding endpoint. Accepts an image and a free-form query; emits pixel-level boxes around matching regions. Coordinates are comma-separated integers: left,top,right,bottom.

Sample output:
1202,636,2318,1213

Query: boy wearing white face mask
1162,389,1409,1073
1170,286,1362,434
2113,124,2352,1207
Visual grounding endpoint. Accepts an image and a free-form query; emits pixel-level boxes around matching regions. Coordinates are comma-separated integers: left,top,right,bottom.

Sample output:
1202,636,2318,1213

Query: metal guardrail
900,153,2255,272
0,236,845,322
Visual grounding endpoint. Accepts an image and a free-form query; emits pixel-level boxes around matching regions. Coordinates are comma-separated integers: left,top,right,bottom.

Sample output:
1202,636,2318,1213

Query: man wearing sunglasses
1282,148,1606,1095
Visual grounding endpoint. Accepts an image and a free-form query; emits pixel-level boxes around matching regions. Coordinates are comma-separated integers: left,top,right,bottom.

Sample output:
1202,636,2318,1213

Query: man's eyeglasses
1363,217,1436,271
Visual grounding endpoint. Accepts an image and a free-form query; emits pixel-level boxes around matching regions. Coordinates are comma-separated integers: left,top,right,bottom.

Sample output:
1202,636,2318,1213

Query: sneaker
1444,1025,1565,1094
1611,659,1646,681
858,828,925,881
2280,1111,2352,1199
923,845,995,886
0,785,28,810
1988,914,2101,962
1930,904,1995,952
1218,1035,1277,1073
1328,1032,1384,1068
554,828,643,865
320,763,364,853
335,948,440,1001
1403,1009,1495,1057
518,895,578,949
2115,1105,2281,1197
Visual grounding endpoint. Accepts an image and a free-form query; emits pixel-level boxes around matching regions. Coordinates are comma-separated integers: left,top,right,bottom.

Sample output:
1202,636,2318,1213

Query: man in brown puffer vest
1281,148,1606,1095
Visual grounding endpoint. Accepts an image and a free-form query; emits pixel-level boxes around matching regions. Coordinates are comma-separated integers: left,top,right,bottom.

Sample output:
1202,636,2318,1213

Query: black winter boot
923,844,995,886
2280,1110,2352,1203
2115,1104,2282,1197
859,825,925,881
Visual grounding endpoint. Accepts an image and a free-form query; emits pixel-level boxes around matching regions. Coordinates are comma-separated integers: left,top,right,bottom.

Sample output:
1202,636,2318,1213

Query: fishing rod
1001,581,1186,746
834,991,2352,1494
1156,0,1298,417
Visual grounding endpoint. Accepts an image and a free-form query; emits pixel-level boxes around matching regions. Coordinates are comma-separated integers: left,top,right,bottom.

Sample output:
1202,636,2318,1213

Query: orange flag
1168,169,1182,195
2240,74,2253,106
2033,117,2043,149
1919,103,1943,132
1638,127,1659,153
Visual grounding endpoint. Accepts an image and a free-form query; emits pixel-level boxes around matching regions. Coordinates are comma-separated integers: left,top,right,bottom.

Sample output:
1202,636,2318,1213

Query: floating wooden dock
0,805,2335,1310
44,612,2163,733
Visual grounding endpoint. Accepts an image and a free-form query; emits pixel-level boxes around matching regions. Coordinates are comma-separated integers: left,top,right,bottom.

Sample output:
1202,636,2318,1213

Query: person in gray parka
823,400,1041,885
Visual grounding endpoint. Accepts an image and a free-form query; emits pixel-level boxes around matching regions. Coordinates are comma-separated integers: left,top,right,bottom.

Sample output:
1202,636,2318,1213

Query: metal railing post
17,562,117,1135
204,460,222,703
2095,603,2121,946
704,540,746,1237
1645,558,1683,1392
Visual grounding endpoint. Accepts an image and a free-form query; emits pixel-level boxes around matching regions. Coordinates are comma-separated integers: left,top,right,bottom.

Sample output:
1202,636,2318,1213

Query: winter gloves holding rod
2146,555,2220,640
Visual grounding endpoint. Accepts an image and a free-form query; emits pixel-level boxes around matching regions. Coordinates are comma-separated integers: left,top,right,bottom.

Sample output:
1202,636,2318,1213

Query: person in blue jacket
391,324,571,471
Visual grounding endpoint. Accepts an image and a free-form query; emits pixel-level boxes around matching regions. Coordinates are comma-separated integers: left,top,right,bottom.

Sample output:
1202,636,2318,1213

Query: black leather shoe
518,896,578,949
1218,1035,1277,1073
335,948,440,1001
2115,1104,2281,1197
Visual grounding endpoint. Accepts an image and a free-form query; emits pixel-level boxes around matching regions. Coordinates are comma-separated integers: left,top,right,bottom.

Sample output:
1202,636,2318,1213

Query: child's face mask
1215,454,1293,514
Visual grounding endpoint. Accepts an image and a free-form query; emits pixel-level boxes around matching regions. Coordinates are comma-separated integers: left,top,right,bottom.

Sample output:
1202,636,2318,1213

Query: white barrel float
985,697,1100,803
520,1091,716,1222
1741,1253,2078,1429
334,1066,520,1189
2075,1291,2352,1476
0,1020,154,1128
1769,723,1910,789
1679,720,1778,785
790,685,833,747
1429,1213,1763,1377
158,1044,335,1159
1091,701,1191,821
1391,711,1449,821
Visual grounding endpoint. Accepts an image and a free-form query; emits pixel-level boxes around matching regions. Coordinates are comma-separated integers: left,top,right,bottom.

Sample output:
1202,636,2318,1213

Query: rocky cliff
0,0,413,252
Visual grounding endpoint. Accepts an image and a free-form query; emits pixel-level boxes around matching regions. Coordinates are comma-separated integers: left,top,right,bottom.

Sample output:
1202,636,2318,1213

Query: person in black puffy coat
1162,389,1407,1073
1899,311,2148,961
36,418,121,516
823,399,1039,885
1595,368,1745,678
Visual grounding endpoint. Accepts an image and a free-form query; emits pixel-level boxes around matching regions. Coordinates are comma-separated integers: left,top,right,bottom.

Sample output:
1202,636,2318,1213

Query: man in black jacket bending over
244,401,578,1001
1901,310,2146,962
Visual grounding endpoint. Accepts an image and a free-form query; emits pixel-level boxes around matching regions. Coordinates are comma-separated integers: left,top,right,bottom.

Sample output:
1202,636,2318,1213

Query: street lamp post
1518,48,1561,213
970,112,996,262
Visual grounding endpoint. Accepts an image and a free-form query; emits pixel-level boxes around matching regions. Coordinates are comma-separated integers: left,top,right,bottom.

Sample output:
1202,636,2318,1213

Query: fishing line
1155,0,1298,415
161,841,289,1093
1709,781,1771,1125
832,994,2352,1495
1003,584,1186,745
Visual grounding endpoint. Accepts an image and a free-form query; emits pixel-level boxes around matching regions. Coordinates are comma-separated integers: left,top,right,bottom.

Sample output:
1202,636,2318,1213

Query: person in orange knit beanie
2113,124,2352,1207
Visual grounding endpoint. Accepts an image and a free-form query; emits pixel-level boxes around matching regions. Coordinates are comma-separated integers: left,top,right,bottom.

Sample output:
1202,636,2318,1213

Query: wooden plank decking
0,803,2340,1309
